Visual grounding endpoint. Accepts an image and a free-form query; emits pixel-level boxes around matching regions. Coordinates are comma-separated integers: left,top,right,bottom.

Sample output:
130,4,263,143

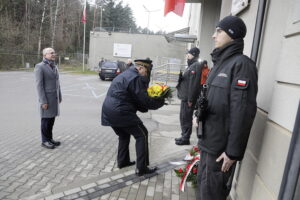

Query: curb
39,150,187,200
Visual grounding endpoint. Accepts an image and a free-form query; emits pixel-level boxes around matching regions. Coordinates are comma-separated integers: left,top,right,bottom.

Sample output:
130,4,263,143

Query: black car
98,61,126,80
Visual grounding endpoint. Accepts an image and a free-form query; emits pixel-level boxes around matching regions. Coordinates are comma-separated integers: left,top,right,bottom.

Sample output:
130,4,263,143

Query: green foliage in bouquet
160,87,172,99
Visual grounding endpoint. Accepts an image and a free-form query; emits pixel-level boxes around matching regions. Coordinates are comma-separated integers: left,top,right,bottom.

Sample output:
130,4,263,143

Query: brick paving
0,71,198,200
41,153,192,200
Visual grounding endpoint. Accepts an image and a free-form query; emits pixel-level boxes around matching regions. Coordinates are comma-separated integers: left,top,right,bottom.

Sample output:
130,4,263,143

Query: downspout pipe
278,101,300,200
250,0,268,62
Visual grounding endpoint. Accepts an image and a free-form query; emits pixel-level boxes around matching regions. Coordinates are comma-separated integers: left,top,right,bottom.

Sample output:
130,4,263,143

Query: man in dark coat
175,47,204,145
34,47,62,149
126,59,134,69
196,16,258,200
101,59,164,176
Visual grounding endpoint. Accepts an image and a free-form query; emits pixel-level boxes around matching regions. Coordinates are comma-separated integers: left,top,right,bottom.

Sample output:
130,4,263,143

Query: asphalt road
0,71,125,199
0,71,196,200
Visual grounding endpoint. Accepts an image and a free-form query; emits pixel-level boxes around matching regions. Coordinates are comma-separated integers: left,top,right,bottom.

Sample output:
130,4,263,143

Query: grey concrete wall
220,0,258,57
256,0,288,112
197,0,222,62
236,0,259,57
219,0,232,18
188,3,202,37
189,0,300,199
230,109,268,200
232,0,300,199
88,32,186,68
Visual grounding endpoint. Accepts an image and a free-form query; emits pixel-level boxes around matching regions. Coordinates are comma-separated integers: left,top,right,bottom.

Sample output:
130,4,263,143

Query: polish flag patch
191,71,196,74
237,80,247,86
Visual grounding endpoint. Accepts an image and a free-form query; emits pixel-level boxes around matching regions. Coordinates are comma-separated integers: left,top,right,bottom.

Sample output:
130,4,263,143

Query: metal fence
151,56,186,87
150,58,186,105
0,52,88,69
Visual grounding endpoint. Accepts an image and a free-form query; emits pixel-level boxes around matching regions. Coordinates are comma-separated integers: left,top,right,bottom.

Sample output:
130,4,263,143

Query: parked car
98,61,126,80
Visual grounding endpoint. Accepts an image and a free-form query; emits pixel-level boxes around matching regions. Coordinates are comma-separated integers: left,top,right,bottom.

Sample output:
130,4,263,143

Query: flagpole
82,0,87,72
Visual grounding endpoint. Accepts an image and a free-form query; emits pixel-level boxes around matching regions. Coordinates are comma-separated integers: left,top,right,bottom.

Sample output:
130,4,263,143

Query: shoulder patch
237,79,247,86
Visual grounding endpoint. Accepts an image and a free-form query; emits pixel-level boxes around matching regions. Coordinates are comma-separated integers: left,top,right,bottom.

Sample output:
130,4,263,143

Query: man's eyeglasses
48,52,56,55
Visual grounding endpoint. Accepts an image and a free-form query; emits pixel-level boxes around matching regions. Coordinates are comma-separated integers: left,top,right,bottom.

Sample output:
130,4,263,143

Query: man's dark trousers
196,150,236,200
112,123,149,170
41,117,55,142
180,101,194,140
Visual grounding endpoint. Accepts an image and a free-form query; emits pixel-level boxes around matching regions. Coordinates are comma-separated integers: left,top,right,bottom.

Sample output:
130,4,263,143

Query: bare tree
50,0,53,33
0,0,139,56
92,5,97,30
37,0,47,57
51,0,60,48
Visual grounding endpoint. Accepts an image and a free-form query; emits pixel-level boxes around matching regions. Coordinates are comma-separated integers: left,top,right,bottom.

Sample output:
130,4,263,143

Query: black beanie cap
188,47,200,57
217,16,247,39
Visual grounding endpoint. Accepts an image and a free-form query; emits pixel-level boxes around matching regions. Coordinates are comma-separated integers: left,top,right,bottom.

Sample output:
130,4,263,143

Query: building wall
188,0,221,63
186,3,202,51
226,0,300,199
190,0,300,199
219,0,258,57
199,0,221,62
188,3,202,37
88,32,186,68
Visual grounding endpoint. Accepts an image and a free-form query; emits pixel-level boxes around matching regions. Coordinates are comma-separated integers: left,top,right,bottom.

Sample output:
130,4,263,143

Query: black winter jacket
101,67,164,127
198,39,258,161
177,58,203,105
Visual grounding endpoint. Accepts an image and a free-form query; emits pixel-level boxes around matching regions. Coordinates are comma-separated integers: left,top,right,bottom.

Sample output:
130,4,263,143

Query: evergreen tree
101,0,137,32
0,0,159,57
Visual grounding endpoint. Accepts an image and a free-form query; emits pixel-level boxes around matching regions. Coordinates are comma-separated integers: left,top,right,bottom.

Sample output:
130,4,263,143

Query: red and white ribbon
179,154,200,192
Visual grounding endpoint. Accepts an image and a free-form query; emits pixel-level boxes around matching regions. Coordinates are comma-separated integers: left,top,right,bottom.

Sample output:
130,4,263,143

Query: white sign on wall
231,0,249,16
113,43,132,58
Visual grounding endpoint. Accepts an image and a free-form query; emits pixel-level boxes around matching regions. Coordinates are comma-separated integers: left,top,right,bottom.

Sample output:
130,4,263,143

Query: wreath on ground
174,146,200,191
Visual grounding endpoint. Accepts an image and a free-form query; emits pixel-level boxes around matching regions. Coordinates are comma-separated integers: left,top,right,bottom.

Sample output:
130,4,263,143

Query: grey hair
42,48,54,56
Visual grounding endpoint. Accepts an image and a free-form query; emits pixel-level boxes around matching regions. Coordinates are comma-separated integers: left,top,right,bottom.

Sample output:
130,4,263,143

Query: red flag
164,0,185,16
164,0,175,16
81,7,86,24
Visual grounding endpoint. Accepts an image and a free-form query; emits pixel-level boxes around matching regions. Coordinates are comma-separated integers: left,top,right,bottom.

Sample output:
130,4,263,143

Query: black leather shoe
175,139,190,145
175,137,183,142
136,166,158,176
41,141,55,149
118,161,136,169
49,139,61,146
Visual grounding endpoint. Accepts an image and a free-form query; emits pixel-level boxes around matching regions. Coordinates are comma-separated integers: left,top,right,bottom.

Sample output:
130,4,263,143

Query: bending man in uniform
101,59,164,176
197,16,258,200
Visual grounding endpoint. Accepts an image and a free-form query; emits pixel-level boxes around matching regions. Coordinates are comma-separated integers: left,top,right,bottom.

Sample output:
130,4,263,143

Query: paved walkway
0,71,199,200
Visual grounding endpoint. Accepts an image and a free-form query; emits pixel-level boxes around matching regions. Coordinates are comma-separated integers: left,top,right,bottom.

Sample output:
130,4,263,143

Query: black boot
41,141,55,149
136,166,157,176
49,139,61,146
175,139,190,145
175,137,184,142
118,161,136,169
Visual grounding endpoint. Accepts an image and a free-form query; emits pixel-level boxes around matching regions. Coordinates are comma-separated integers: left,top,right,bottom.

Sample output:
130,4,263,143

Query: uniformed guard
196,16,258,200
101,58,164,176
175,47,204,145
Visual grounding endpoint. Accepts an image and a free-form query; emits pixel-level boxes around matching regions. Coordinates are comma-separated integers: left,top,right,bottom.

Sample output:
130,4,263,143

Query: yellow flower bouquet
147,84,172,99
